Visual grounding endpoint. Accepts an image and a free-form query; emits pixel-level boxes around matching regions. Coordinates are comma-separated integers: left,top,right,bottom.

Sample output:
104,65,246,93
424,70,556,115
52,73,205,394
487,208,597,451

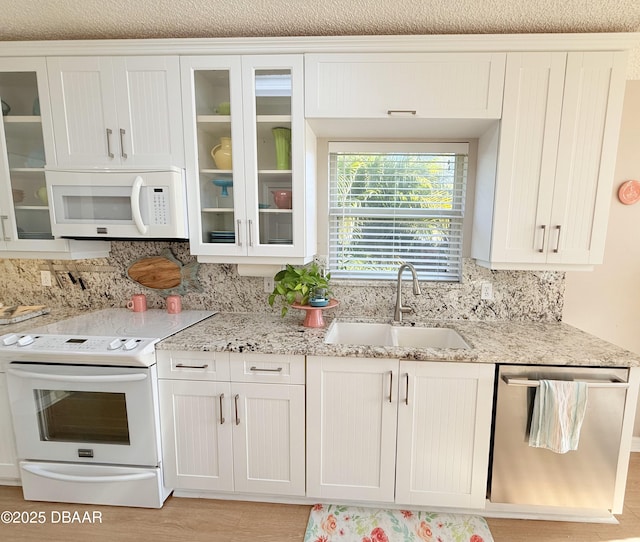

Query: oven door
7,363,159,467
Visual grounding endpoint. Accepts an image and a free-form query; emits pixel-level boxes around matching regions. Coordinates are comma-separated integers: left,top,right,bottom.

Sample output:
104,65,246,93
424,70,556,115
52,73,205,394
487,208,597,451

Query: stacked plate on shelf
209,230,235,243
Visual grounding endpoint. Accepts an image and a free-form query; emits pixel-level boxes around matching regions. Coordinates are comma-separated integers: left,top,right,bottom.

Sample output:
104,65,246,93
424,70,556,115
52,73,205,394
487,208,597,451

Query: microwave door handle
21,463,156,483
131,175,148,235
7,368,148,383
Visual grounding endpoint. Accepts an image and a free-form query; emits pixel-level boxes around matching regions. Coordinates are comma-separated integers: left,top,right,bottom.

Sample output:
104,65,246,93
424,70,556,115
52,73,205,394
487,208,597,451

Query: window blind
328,142,468,281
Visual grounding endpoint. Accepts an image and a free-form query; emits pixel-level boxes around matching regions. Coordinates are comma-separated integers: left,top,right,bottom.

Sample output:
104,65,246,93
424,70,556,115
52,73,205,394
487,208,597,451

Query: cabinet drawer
229,353,305,384
305,52,505,119
156,350,230,381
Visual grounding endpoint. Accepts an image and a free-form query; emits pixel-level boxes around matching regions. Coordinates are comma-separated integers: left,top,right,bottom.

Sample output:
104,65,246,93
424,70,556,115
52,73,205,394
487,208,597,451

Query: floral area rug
304,504,494,542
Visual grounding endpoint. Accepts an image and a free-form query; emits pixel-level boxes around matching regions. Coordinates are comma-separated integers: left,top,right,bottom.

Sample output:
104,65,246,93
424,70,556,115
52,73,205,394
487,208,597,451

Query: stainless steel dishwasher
490,364,630,510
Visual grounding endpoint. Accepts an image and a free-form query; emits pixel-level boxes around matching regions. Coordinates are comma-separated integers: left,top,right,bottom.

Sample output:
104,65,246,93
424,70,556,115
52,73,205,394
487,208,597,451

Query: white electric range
0,308,216,508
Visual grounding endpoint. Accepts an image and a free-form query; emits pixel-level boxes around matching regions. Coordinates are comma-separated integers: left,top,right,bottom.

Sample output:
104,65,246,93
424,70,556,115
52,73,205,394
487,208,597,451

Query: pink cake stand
291,299,339,328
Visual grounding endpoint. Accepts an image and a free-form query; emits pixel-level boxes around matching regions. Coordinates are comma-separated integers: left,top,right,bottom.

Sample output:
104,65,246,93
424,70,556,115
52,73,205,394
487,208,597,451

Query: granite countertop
156,312,640,368
2,308,637,367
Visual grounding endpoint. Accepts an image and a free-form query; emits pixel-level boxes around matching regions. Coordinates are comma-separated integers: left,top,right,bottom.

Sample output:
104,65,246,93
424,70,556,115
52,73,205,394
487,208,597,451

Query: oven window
34,389,130,445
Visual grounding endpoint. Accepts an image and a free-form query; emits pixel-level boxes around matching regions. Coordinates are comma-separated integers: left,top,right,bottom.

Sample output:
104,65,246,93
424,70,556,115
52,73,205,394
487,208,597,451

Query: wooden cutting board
127,256,183,290
0,305,49,324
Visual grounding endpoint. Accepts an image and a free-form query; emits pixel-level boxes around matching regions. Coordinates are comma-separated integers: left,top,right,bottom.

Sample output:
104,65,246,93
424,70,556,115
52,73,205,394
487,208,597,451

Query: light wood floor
0,454,638,542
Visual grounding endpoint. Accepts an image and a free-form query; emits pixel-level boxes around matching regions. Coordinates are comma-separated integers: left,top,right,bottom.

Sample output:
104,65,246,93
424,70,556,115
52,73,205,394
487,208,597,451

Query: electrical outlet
40,270,52,287
264,277,274,293
481,282,493,300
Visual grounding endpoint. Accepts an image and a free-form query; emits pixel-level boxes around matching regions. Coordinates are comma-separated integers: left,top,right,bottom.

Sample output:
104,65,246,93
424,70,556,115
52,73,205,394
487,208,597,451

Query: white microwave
45,168,188,240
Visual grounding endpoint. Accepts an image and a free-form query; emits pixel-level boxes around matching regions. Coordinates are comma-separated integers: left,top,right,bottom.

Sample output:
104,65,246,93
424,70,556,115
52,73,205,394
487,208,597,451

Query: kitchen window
328,142,468,281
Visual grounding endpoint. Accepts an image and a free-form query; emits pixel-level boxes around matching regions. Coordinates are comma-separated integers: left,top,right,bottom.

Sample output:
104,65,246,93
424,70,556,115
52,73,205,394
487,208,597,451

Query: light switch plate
264,277,274,293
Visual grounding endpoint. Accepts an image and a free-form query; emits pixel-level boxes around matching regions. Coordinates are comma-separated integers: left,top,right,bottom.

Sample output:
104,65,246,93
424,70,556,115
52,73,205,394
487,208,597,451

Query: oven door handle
8,368,148,383
21,463,156,483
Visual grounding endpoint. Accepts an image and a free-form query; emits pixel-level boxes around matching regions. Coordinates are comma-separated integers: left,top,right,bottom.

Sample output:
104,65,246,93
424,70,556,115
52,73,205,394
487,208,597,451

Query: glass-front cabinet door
182,54,313,264
182,56,246,258
0,58,55,248
0,58,109,258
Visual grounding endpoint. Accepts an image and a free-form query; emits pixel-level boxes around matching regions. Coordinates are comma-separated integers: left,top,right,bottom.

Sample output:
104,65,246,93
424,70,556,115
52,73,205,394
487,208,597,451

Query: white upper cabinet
472,50,627,270
47,56,184,168
305,53,506,119
181,54,316,264
0,57,109,259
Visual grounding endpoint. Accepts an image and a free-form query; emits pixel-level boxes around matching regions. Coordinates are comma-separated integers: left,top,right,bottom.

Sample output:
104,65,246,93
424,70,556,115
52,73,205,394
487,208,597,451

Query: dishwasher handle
502,375,629,389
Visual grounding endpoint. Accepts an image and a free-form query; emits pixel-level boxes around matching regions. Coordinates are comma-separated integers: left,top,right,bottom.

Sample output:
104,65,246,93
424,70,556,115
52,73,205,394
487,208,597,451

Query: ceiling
2,0,640,77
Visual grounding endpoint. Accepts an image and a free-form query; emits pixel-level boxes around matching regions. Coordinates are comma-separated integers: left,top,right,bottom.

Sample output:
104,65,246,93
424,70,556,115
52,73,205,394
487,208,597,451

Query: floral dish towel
304,504,494,542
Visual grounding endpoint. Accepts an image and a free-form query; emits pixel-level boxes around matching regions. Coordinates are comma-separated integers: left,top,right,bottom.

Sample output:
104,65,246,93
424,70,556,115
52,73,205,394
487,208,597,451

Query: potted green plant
268,263,331,317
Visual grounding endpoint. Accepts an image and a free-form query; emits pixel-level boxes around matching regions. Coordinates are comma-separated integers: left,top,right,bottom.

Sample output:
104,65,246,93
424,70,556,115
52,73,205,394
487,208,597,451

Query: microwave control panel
147,187,169,225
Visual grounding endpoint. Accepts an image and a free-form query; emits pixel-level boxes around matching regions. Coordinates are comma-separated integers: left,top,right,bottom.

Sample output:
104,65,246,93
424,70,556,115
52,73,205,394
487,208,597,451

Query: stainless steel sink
324,321,470,349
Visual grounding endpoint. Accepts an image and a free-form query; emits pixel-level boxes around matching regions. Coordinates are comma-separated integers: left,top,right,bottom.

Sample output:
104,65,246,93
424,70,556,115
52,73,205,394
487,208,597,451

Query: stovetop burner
0,308,216,366
30,308,216,339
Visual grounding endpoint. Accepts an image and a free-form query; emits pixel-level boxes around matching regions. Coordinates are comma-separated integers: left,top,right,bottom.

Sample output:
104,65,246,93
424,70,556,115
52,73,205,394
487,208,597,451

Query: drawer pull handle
234,394,240,425
388,371,393,403
219,393,225,425
249,366,283,373
387,109,417,116
175,363,209,369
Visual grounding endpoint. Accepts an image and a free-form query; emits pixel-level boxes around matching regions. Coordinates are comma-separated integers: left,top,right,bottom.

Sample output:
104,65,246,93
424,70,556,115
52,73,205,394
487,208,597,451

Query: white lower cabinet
0,373,19,481
158,351,305,497
394,361,495,508
306,356,495,508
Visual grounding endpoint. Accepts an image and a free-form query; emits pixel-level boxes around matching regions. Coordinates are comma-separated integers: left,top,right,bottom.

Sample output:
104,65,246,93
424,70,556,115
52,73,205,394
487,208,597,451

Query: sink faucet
394,263,422,322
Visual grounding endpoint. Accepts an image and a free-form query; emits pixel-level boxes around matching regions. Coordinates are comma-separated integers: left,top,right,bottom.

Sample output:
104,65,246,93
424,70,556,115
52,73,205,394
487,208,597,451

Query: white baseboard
632,436,640,452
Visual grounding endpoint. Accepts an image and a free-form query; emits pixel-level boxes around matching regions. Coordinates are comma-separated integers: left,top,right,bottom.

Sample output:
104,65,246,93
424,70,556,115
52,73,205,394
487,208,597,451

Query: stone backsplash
0,241,564,322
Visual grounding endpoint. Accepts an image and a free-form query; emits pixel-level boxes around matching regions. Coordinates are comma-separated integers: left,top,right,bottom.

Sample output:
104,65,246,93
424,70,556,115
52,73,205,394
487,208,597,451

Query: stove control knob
17,335,34,347
2,334,18,346
122,339,139,351
108,339,123,350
